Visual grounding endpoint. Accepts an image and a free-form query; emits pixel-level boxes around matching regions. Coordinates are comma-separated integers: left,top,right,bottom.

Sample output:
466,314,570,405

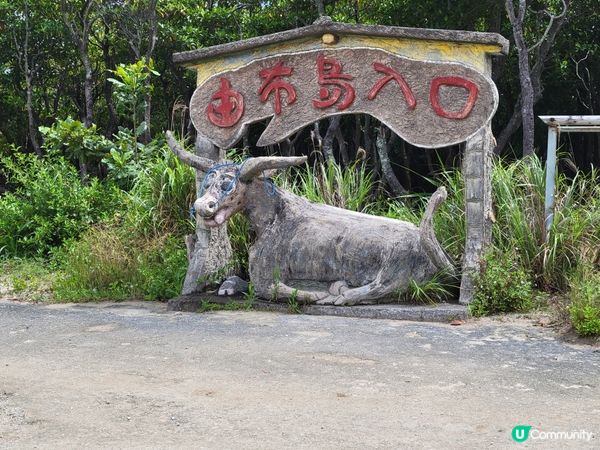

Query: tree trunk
142,0,158,143
363,116,378,178
82,50,94,128
314,0,325,16
376,126,408,197
61,0,96,129
505,0,534,157
495,98,525,155
25,74,42,156
15,1,42,156
497,0,569,156
334,125,349,166
143,89,152,143
78,155,88,183
353,115,362,160
101,23,118,137
399,139,411,191
322,116,340,164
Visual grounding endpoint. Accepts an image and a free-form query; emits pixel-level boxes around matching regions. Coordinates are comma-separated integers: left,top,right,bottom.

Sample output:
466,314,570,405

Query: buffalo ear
165,131,214,171
239,156,307,181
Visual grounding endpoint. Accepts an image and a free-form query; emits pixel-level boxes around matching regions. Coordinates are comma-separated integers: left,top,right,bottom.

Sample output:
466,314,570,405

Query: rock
218,276,249,296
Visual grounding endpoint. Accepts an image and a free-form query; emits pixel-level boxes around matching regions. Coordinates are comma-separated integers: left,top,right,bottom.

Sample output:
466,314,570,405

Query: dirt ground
1,300,599,449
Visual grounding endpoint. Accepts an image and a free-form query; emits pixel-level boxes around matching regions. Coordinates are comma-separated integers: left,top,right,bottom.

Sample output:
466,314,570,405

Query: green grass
196,296,256,313
278,160,377,212
287,288,302,313
52,227,186,302
0,258,55,302
397,270,457,305
124,145,196,238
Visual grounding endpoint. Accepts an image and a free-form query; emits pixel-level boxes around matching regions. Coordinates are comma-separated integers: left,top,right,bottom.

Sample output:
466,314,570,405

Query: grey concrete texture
1,300,599,449
168,294,468,323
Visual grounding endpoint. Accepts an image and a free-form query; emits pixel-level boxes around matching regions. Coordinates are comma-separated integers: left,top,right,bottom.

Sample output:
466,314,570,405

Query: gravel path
1,300,599,449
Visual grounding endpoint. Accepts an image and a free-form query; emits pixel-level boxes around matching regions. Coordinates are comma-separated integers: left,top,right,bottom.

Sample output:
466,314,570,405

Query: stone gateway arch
170,17,508,305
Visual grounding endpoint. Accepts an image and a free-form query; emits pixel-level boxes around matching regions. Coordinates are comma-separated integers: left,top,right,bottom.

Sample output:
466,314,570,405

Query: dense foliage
0,151,117,256
0,1,599,169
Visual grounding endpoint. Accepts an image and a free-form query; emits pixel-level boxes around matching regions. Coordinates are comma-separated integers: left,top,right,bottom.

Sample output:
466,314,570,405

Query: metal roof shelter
539,115,600,241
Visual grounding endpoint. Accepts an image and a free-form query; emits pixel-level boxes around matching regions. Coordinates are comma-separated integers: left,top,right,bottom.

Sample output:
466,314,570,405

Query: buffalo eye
220,179,234,192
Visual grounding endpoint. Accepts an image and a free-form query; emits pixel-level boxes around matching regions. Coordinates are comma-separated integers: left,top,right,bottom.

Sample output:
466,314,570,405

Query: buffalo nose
195,198,217,218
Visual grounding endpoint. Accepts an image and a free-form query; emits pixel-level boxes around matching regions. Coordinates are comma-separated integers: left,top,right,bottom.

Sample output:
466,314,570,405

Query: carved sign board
190,48,497,149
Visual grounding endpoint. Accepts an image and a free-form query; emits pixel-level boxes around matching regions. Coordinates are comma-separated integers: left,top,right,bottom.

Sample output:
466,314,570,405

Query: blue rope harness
189,158,275,219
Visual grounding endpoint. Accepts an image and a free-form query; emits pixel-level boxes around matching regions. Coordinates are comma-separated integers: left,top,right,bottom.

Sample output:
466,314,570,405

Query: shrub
568,268,600,336
0,152,118,257
52,137,194,302
39,118,114,176
53,226,187,301
101,128,148,189
470,249,533,316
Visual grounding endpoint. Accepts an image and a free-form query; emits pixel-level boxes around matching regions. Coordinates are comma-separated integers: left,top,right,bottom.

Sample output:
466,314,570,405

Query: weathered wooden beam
539,115,600,126
174,17,508,66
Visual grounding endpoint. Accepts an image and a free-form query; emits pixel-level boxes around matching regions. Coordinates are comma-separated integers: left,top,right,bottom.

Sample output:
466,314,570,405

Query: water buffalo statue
167,131,454,305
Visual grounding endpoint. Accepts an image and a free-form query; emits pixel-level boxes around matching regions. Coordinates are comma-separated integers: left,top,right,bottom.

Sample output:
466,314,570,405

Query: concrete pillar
181,135,233,295
459,125,494,304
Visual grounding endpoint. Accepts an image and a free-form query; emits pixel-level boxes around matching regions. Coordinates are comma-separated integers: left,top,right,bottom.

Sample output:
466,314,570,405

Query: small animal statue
167,132,454,306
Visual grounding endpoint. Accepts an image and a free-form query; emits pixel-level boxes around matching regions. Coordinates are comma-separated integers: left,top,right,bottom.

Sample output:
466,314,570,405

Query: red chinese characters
207,78,245,128
258,60,297,115
205,55,481,129
430,76,479,119
368,62,417,110
313,54,355,110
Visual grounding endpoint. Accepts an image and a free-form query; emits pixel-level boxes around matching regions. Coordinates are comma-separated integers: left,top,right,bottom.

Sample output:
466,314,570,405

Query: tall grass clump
370,168,465,264
54,227,187,301
367,155,599,318
124,145,196,237
280,160,376,212
431,168,465,263
568,266,600,336
228,214,253,279
492,157,600,292
467,156,599,318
